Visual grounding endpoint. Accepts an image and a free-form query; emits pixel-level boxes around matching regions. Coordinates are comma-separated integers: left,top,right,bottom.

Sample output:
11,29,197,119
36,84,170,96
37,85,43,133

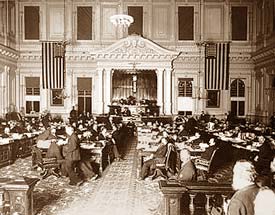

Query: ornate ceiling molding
0,44,19,61
252,46,275,63
95,35,179,61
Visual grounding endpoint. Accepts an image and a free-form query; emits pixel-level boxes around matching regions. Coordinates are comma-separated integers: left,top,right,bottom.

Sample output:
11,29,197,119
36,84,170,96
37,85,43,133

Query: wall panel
152,5,170,40
101,5,117,40
204,5,224,41
48,6,64,40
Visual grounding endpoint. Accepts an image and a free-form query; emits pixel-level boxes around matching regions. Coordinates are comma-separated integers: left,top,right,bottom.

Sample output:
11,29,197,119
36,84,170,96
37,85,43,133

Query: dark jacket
36,129,56,142
63,133,81,161
177,160,197,181
153,144,168,159
227,184,259,215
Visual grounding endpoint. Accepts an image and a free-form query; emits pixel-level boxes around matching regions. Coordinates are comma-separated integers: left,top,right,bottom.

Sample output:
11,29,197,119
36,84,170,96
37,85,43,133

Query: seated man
33,126,64,168
177,149,197,181
98,127,122,161
1,127,11,138
140,138,169,180
255,136,274,175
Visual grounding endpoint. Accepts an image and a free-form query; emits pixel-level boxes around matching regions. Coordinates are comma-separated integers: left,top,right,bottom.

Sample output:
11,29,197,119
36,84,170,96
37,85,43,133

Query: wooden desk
0,140,13,168
80,141,109,176
0,134,37,168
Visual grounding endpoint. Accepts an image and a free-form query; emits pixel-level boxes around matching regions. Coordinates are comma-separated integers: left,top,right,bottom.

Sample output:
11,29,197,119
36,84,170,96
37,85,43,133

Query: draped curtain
112,70,157,101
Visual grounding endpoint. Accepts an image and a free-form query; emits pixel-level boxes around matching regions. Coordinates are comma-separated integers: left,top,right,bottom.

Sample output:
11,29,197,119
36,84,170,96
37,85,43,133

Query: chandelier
110,14,134,28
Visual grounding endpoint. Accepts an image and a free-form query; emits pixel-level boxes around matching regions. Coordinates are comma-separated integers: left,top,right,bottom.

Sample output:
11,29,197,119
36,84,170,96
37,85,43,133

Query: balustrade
0,177,39,215
159,180,234,215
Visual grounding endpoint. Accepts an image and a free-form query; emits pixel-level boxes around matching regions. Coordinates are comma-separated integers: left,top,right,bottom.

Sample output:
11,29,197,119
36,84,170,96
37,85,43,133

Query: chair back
195,147,219,173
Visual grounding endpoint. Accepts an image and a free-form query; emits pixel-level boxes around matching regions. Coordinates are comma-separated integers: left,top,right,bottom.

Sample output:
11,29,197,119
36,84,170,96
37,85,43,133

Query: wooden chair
194,147,219,179
32,146,64,179
152,143,178,180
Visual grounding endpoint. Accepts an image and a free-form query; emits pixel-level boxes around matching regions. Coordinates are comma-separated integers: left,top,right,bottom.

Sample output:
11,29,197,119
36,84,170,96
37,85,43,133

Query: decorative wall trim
95,35,179,61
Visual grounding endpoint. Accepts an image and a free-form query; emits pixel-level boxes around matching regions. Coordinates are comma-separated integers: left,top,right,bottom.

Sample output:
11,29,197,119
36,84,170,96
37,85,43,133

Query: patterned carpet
0,137,163,215
0,138,234,215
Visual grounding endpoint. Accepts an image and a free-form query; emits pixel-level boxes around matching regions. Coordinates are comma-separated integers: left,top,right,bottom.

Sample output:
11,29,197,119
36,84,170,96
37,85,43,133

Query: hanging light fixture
110,14,134,28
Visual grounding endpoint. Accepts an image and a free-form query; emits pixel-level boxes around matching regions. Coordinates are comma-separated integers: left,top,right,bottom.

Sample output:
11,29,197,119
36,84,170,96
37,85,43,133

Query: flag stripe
225,43,230,90
205,42,230,90
42,42,65,89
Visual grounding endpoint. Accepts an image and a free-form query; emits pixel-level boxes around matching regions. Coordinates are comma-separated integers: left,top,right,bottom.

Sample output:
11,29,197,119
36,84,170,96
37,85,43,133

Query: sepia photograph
0,0,275,214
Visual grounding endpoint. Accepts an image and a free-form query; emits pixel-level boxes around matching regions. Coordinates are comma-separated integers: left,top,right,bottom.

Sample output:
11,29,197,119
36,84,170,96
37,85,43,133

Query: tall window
128,6,143,36
77,78,92,114
178,6,194,40
77,7,93,40
24,6,40,40
25,77,40,114
178,79,192,97
230,79,245,117
207,90,220,108
232,6,247,41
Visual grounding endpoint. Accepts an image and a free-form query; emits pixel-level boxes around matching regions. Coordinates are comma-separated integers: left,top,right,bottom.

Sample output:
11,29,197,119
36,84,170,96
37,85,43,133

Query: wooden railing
159,180,234,215
0,177,39,215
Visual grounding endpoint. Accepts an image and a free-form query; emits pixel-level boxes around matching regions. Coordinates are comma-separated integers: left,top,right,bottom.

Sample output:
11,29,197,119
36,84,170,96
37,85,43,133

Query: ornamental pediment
96,35,179,61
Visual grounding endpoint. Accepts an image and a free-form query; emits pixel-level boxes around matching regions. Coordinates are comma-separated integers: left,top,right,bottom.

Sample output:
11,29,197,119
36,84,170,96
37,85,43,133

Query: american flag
205,42,230,90
42,42,65,89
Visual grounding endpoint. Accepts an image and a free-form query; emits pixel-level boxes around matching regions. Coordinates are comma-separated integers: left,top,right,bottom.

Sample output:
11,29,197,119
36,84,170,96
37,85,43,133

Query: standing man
63,126,83,186
226,160,259,215
69,106,78,124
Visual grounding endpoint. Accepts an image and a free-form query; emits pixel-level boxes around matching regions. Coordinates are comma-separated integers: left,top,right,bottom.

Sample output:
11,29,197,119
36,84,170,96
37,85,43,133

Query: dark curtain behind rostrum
112,70,157,101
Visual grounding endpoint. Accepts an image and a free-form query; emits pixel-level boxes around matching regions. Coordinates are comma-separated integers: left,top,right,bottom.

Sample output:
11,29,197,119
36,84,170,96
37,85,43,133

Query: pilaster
104,68,112,114
15,69,20,110
93,68,104,114
164,68,172,115
157,69,164,115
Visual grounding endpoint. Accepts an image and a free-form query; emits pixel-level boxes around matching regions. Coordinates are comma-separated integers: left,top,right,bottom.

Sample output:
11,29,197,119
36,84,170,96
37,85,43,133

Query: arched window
230,79,245,117
230,79,245,97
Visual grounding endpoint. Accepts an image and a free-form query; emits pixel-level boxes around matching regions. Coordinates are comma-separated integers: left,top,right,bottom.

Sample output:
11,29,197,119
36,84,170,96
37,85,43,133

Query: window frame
230,79,246,117
177,6,195,41
23,5,40,41
206,90,220,108
51,89,64,106
178,78,193,97
231,6,248,41
76,6,94,41
26,101,40,114
127,6,144,36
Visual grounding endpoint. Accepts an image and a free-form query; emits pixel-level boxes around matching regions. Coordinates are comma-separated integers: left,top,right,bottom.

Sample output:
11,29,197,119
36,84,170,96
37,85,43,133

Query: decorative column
104,68,112,114
0,70,4,117
94,68,104,114
65,0,73,41
40,0,47,40
250,71,256,119
15,69,20,110
164,68,172,115
157,69,164,114
94,0,101,41
65,69,72,115
163,194,182,215
19,74,25,115
5,66,9,110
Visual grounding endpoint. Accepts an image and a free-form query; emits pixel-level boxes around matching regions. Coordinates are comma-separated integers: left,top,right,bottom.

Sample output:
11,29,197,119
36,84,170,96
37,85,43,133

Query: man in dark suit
63,126,83,186
98,127,121,161
140,137,169,180
177,149,197,181
226,160,259,215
